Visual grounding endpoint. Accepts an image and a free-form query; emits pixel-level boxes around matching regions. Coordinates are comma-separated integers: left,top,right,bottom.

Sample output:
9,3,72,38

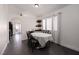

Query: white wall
11,17,22,34
8,5,37,40
54,5,79,51
0,5,9,54
19,16,37,40
0,5,37,54
11,15,37,40
7,5,21,35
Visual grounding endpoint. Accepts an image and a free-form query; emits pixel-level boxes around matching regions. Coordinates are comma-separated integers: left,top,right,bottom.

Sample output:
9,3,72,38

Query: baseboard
53,41,79,52
60,43,79,52
1,41,9,55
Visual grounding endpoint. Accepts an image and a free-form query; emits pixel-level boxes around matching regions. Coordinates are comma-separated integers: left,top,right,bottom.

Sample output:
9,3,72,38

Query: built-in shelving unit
35,19,42,31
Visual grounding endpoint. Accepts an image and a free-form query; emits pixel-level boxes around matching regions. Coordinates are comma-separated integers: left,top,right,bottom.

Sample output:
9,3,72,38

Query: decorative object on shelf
36,24,42,27
35,19,42,31
36,20,42,23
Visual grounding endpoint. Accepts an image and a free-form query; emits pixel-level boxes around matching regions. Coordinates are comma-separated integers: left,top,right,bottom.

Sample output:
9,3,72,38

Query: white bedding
31,32,53,47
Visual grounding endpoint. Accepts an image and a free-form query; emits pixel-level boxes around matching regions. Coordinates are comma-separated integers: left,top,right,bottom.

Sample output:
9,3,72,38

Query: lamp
34,4,39,8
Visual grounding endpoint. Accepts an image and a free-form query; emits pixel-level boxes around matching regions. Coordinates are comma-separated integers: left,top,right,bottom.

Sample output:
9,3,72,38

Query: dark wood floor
3,34,79,55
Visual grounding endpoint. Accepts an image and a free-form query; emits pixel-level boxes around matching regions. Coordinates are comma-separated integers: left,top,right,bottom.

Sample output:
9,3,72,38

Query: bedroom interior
0,4,79,55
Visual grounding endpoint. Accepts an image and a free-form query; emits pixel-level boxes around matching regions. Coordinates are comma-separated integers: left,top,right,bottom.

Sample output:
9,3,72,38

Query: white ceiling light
34,4,39,8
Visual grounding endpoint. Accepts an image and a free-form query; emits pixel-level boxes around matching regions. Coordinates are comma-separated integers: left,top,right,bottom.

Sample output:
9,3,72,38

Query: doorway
15,23,21,34
9,22,13,40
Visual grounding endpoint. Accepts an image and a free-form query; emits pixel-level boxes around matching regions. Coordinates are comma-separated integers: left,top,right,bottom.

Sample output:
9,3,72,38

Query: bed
31,31,53,48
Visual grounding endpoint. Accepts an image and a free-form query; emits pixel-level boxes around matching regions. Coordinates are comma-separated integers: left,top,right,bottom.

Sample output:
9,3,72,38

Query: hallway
3,34,79,55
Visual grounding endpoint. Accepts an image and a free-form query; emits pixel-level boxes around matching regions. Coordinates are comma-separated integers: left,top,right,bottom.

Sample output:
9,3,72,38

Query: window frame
42,17,53,30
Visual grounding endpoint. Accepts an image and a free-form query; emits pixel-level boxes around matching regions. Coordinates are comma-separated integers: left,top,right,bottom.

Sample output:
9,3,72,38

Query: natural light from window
42,17,52,30
42,19,46,30
47,18,52,30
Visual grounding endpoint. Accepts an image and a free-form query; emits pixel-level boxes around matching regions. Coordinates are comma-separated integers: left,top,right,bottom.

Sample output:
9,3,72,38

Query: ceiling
12,4,69,18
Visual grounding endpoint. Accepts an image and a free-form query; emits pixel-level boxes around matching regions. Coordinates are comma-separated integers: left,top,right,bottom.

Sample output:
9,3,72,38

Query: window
42,17,52,30
47,18,52,30
53,16,58,31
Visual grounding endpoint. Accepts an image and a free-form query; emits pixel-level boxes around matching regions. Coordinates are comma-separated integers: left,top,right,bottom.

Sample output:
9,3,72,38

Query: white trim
60,43,79,52
53,41,79,52
0,41,9,55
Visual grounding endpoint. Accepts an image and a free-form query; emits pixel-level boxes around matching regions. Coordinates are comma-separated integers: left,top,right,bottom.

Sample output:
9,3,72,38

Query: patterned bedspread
31,32,53,47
